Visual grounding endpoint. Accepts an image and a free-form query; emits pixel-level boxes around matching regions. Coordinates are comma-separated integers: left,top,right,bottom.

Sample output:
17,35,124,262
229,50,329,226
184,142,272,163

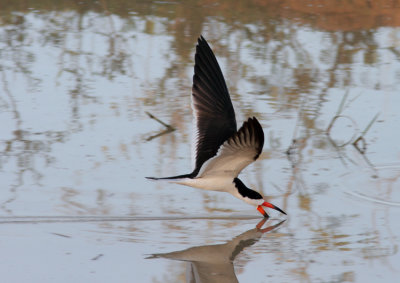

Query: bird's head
233,178,286,218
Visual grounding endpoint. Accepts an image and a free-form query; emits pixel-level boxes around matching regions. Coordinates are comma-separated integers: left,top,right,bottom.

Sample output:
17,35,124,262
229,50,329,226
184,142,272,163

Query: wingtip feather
237,116,265,160
146,176,158,180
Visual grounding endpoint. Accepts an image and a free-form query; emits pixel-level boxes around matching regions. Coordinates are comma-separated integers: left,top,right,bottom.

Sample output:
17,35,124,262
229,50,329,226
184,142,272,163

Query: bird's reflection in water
147,219,285,283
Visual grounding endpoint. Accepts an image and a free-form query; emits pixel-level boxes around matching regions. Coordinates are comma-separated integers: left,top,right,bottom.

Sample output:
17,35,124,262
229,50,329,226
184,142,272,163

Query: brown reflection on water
0,1,396,211
1,0,397,116
276,0,400,31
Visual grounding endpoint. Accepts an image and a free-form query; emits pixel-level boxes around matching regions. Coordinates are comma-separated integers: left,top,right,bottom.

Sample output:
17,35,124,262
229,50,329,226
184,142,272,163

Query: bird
147,35,286,218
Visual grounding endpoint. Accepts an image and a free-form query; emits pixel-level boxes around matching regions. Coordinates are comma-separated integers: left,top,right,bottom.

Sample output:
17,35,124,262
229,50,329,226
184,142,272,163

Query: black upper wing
196,117,264,178
191,36,237,175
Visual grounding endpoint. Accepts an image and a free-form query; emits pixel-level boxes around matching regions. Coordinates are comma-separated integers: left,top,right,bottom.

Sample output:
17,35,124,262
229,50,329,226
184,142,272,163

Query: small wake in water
344,190,400,207
0,214,262,224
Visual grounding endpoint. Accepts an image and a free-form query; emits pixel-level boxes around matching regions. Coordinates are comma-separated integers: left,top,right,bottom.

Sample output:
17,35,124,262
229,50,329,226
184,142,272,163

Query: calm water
1,0,400,282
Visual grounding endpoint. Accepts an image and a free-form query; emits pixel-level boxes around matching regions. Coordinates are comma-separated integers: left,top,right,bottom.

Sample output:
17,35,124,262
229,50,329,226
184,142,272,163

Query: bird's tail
146,173,192,180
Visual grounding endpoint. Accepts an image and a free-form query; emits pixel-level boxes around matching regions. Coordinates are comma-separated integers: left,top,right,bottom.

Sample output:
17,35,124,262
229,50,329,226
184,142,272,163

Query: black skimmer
147,36,286,218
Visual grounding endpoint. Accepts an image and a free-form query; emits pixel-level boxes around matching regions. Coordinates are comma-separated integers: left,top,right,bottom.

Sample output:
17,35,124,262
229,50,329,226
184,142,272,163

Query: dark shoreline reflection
147,219,285,283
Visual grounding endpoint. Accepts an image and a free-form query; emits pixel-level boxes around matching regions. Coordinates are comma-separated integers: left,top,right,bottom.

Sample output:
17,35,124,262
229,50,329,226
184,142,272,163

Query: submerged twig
286,96,306,158
327,115,359,147
326,135,358,167
360,112,380,137
352,112,380,154
146,128,175,141
91,254,104,261
327,91,351,133
145,111,176,141
286,139,297,157
336,90,349,116
146,111,176,131
352,136,366,154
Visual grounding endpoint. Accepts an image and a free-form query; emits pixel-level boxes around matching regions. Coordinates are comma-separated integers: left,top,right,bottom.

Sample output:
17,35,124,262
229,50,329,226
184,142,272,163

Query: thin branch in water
360,112,380,137
345,91,362,110
145,111,176,141
327,91,351,133
146,111,175,131
352,136,366,154
352,112,380,154
286,96,307,157
326,115,359,147
326,135,357,167
336,89,349,116
146,128,175,142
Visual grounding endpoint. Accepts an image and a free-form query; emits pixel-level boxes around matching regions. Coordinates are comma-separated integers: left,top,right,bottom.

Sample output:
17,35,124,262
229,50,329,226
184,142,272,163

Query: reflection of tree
0,1,396,198
1,1,395,116
0,14,49,212
0,62,69,213
0,13,41,90
0,11,106,213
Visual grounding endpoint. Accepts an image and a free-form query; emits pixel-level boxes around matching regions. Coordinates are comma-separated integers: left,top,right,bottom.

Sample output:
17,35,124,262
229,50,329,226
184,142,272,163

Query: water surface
1,0,400,282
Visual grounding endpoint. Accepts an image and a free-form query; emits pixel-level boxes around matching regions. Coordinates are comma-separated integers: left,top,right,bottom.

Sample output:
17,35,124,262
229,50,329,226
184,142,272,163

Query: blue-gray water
1,1,400,282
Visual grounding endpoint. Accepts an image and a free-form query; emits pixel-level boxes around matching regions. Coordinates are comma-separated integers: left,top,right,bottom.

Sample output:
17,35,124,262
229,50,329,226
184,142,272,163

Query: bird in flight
147,36,286,218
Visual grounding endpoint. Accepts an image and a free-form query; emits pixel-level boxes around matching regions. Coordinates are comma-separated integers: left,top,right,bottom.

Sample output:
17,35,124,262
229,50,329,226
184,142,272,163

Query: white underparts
170,177,264,207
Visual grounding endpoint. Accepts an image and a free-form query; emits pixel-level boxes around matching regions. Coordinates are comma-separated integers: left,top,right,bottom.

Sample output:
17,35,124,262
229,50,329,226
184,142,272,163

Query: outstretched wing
191,36,237,176
196,117,264,178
